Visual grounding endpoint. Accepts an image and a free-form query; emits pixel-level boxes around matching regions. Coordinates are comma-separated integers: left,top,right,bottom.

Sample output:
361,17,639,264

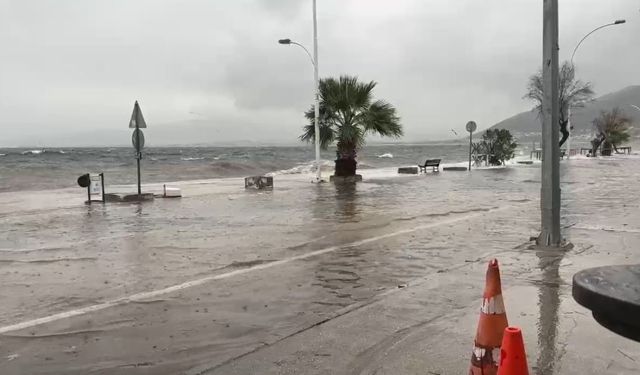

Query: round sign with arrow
465,121,477,171
466,121,477,133
132,128,145,152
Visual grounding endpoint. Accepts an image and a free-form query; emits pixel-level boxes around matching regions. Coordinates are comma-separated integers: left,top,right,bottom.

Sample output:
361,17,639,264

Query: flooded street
1,159,639,374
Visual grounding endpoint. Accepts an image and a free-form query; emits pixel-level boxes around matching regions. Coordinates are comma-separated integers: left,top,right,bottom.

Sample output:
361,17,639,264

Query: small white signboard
89,173,104,202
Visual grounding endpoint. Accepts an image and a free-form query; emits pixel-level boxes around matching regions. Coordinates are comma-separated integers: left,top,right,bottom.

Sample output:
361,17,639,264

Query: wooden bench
418,159,441,173
618,146,632,155
530,149,542,160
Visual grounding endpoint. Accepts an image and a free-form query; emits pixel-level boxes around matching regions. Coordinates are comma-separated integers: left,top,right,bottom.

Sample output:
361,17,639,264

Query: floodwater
0,156,639,374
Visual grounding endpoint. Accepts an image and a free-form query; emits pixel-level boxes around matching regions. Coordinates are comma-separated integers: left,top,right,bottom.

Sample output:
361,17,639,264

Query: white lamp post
278,0,322,182
566,20,626,159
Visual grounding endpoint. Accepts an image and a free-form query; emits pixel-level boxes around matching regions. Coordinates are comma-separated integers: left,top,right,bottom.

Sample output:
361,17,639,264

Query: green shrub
478,129,518,166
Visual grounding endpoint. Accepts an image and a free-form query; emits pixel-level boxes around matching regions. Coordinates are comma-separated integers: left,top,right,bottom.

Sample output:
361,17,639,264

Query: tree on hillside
475,129,518,166
300,76,402,177
524,61,594,147
591,107,631,156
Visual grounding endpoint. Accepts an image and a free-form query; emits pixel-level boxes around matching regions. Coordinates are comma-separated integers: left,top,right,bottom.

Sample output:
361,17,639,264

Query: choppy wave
208,160,287,177
21,149,45,155
181,157,206,161
357,161,374,169
20,149,68,156
273,160,334,175
0,144,476,192
377,153,393,158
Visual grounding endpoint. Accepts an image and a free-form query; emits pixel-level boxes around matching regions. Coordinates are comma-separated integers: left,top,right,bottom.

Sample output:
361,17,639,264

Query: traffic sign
128,101,148,196
132,128,145,152
466,121,477,133
129,101,147,128
466,121,477,172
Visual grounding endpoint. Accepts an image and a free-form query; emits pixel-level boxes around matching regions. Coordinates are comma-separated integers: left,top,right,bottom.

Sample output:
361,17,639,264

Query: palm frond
299,75,402,155
363,100,403,138
338,123,365,148
300,121,336,150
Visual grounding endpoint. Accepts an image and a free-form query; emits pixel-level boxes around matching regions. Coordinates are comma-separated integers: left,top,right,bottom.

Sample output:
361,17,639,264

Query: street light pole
567,19,626,159
538,0,561,247
278,1,322,182
570,20,626,64
312,0,321,182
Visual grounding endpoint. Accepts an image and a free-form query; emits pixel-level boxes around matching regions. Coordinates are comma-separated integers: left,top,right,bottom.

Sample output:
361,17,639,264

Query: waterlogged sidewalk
200,160,640,375
0,158,638,374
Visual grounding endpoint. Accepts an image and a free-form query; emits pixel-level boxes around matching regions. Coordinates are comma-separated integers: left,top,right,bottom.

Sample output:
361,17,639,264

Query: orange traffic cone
469,259,509,375
497,327,529,375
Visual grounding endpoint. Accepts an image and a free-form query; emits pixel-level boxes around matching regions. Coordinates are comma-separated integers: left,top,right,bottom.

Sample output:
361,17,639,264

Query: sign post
466,121,477,171
129,101,147,196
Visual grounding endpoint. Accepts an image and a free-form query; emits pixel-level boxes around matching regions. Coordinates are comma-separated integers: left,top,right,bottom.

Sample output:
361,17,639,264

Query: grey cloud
1,0,639,146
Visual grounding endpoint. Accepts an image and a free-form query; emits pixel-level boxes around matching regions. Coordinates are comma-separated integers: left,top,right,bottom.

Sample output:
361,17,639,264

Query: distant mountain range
489,85,640,141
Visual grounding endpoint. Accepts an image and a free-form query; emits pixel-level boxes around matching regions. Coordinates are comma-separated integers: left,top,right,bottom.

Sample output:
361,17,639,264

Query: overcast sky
1,0,638,146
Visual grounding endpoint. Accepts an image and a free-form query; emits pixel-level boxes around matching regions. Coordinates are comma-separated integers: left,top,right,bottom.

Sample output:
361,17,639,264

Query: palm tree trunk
334,143,357,177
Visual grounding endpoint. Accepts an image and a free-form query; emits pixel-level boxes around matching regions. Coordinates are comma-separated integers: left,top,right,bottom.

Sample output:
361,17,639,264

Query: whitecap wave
377,153,393,158
271,160,333,175
181,157,206,161
21,149,45,155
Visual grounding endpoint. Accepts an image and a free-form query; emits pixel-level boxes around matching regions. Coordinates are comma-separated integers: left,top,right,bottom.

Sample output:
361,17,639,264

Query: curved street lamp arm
290,41,316,68
571,22,623,64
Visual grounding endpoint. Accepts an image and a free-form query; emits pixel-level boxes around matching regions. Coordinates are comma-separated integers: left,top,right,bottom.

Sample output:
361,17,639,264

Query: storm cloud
0,0,638,146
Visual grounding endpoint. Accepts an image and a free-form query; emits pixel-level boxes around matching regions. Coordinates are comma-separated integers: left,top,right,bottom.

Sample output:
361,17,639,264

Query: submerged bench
443,166,467,171
398,167,419,174
418,159,441,173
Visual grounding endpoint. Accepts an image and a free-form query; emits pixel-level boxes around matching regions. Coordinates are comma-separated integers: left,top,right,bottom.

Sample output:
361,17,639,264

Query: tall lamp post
278,0,322,182
566,19,626,159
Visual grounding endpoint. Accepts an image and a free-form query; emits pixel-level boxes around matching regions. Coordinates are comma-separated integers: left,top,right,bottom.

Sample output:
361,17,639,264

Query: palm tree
591,107,631,156
524,62,594,147
300,76,402,177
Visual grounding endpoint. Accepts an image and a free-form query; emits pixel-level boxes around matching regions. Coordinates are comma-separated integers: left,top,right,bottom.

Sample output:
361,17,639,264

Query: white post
312,0,321,182
539,0,561,247
566,107,572,159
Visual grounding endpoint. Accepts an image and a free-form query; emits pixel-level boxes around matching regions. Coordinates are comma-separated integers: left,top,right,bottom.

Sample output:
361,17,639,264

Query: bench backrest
424,159,441,166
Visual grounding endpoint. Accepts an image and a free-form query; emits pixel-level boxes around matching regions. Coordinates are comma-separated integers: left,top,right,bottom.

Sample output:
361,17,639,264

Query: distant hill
489,85,640,142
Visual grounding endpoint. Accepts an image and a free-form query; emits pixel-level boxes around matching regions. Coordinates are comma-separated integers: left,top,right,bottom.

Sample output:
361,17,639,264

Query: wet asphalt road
1,160,639,374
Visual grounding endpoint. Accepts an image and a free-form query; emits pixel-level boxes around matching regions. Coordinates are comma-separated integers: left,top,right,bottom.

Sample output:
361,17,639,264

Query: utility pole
312,0,321,182
278,1,321,182
538,0,561,246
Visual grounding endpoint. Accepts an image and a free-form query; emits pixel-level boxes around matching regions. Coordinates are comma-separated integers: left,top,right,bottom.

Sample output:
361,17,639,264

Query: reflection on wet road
0,159,639,374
